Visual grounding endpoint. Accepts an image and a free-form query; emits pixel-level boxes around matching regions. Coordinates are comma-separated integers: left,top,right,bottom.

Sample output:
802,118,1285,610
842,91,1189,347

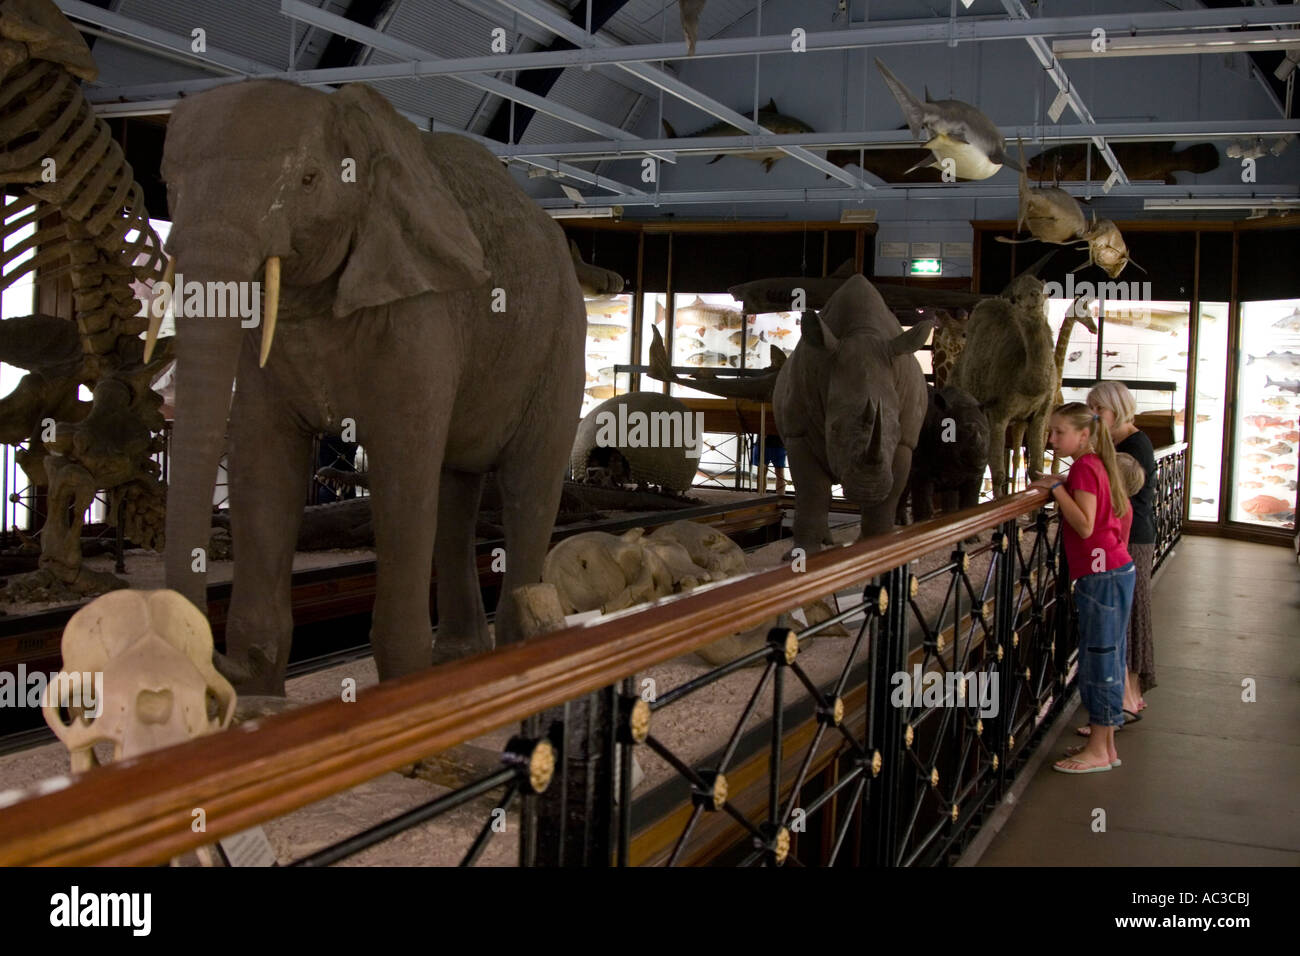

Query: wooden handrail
0,488,1052,867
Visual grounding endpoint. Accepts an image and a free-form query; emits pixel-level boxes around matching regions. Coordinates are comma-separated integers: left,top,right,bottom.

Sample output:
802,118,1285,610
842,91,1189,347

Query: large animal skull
43,589,236,772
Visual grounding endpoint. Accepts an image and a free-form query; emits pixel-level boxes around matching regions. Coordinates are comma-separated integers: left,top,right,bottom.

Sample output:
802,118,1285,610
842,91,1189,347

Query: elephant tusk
143,256,175,363
259,256,280,367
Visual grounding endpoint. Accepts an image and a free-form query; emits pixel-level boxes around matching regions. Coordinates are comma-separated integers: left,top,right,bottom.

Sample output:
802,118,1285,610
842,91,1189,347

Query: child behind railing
1029,403,1135,775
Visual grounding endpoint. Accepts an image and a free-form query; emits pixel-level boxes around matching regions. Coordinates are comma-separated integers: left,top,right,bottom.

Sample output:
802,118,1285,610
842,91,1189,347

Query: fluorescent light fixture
1054,31,1300,60
547,206,620,219
840,208,877,223
1143,197,1300,210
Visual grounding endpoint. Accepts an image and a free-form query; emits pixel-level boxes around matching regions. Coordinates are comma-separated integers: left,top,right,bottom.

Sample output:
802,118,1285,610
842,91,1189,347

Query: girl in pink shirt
1030,403,1135,773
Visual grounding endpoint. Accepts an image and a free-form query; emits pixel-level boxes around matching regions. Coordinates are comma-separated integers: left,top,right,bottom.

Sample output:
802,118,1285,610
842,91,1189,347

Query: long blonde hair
1087,380,1137,426
1053,402,1128,518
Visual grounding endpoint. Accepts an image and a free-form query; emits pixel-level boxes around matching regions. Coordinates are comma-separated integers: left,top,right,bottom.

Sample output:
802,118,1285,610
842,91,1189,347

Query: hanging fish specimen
875,58,1020,180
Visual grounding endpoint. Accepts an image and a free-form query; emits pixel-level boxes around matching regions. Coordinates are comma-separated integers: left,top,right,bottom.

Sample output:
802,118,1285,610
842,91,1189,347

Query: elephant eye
301,171,318,187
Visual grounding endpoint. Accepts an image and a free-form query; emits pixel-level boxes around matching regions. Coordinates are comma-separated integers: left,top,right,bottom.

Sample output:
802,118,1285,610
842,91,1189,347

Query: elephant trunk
162,255,254,614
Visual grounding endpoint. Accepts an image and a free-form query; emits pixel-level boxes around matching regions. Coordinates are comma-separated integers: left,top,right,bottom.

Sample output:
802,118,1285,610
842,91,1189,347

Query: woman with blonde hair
1086,381,1156,727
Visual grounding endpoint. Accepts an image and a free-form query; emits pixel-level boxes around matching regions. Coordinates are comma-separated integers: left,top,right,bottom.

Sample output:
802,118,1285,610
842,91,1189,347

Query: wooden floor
977,536,1300,866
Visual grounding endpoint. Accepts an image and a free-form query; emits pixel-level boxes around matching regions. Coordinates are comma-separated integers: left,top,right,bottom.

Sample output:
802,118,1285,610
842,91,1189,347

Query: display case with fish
1189,302,1230,521
1230,299,1300,529
582,293,634,417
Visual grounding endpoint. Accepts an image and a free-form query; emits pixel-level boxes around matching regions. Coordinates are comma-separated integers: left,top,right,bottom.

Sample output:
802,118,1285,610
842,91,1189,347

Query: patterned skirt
1126,543,1156,692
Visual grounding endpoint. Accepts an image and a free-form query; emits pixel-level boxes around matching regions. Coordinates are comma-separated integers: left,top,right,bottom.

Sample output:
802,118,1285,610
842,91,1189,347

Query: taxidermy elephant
773,275,931,552
898,385,990,523
156,80,585,694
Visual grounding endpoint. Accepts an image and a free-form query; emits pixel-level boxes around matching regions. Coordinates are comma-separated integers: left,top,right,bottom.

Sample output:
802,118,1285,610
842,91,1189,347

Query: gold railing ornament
1008,733,1015,749
692,770,728,811
992,754,999,770
769,628,799,664
629,699,651,744
1024,666,1031,682
982,599,994,622
995,643,1003,661
930,768,939,787
1017,527,1024,544
937,633,946,652
504,736,556,795
904,724,914,748
909,575,919,599
976,718,984,736
871,750,883,776
774,826,791,865
1013,632,1019,648
951,803,959,823
832,697,844,726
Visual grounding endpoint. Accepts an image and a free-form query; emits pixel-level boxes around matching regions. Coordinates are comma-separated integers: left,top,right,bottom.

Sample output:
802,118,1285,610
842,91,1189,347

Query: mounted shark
662,98,815,172
875,58,1020,180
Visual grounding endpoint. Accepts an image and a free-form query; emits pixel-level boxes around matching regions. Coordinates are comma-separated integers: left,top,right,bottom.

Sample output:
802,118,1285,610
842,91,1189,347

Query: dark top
1117,429,1157,545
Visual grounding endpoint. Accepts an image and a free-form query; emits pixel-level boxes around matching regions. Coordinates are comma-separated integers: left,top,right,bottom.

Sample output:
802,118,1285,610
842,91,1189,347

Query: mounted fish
1006,138,1088,243
1076,214,1142,279
680,0,706,56
875,58,1020,180
825,144,972,183
569,240,625,296
662,98,814,172
1028,141,1219,185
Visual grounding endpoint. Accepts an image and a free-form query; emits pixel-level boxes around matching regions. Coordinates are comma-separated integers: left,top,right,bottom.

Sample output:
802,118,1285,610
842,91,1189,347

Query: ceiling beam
482,119,1300,161
479,0,872,189
55,0,281,76
535,182,1300,208
82,5,1300,106
275,0,672,163
1001,0,1129,187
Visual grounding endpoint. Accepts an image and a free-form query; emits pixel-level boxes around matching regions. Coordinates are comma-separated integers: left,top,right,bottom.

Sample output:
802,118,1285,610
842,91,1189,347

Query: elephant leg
431,468,490,665
492,412,573,648
366,423,445,683
861,444,912,538
958,476,981,511
785,436,833,553
895,484,911,526
225,393,313,696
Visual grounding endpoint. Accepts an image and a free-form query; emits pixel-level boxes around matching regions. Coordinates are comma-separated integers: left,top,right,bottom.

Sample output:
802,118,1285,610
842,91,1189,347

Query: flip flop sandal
1052,756,1113,774
1122,709,1143,724
1064,744,1121,767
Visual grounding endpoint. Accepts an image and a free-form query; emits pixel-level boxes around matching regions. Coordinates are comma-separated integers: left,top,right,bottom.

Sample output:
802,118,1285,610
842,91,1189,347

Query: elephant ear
332,84,491,318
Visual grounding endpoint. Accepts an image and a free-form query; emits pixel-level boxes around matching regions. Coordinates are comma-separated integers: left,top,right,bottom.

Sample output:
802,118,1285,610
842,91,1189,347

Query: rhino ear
892,320,933,356
801,311,839,351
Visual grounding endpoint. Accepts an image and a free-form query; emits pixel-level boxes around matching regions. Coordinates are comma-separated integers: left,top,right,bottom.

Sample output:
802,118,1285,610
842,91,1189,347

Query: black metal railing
0,448,1187,868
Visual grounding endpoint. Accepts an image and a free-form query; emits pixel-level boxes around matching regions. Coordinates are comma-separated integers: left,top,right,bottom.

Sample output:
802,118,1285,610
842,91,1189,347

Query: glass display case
582,292,634,417
1188,302,1230,521
1229,299,1300,530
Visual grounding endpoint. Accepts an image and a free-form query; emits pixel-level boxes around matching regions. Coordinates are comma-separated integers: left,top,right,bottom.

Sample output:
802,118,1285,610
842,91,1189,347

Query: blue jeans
1073,561,1135,727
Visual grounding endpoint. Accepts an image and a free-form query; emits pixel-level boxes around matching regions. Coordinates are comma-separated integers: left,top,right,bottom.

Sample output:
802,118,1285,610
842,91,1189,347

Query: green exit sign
910,258,942,276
